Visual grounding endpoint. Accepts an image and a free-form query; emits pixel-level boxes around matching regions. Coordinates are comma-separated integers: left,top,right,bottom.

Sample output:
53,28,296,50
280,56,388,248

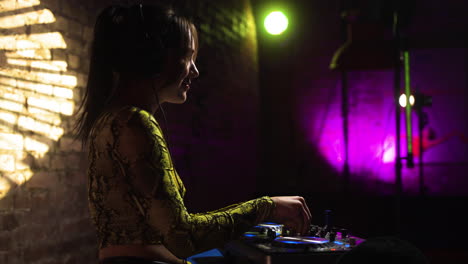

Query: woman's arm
112,108,275,258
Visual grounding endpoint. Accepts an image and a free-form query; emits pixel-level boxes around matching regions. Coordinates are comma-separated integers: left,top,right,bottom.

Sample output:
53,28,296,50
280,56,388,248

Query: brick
0,133,24,151
62,36,85,56
33,153,51,169
68,20,83,38
3,27,27,36
0,54,6,67
60,1,75,19
19,153,37,170
0,233,11,250
51,49,67,61
42,0,60,11
0,194,15,210
0,251,8,264
50,153,82,170
63,171,87,187
74,86,83,99
1,214,19,231
8,189,30,210
59,217,92,236
76,72,88,88
22,241,58,264
67,54,80,70
82,26,93,41
26,26,52,41
24,171,56,189
66,153,85,170
50,154,66,170
81,58,90,74
58,137,81,152
28,187,51,210
52,15,69,32
0,154,15,172
61,1,88,25
28,186,50,197
60,120,73,134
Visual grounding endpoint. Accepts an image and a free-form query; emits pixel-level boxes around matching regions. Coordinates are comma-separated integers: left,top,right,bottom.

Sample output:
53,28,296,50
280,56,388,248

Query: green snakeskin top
87,106,275,258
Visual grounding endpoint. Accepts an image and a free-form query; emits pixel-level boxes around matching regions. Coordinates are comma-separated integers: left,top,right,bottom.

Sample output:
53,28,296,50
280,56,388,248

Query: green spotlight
264,11,289,35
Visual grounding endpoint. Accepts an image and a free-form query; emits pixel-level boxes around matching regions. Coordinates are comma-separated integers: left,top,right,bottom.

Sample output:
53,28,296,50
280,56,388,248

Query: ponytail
74,4,196,147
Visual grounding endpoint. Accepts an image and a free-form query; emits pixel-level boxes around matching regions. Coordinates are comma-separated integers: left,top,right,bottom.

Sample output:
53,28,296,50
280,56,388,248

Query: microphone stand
417,108,426,196
415,91,431,196
393,10,403,236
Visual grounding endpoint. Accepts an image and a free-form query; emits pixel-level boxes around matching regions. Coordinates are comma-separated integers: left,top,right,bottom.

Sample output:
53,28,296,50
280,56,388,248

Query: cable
152,82,176,170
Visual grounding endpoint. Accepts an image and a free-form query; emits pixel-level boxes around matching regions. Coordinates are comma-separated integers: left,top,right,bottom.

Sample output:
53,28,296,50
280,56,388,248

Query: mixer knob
324,210,333,232
319,228,327,238
267,229,276,239
310,225,319,236
340,228,348,239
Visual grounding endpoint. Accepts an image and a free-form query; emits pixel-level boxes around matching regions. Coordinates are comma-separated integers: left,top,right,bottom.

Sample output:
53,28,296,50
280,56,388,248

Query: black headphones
138,4,149,40
136,4,167,77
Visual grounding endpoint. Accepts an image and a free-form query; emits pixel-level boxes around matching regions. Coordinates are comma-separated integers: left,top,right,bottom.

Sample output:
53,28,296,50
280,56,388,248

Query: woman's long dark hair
74,4,196,147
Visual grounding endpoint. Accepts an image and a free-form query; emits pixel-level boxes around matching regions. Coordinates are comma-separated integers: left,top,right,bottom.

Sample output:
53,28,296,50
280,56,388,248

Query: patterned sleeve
112,108,276,258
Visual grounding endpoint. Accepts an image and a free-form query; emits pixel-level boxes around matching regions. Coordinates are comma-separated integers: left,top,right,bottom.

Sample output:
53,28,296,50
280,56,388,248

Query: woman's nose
190,62,199,78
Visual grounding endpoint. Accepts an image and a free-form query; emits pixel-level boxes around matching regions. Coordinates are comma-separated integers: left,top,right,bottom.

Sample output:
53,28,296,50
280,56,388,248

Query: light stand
393,11,403,235
331,0,415,235
414,92,432,196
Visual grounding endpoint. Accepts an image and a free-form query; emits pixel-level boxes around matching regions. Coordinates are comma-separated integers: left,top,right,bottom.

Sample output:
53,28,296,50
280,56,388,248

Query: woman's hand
269,196,312,235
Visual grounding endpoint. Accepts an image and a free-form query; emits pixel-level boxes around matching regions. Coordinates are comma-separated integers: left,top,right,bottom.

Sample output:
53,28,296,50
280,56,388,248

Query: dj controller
224,211,365,264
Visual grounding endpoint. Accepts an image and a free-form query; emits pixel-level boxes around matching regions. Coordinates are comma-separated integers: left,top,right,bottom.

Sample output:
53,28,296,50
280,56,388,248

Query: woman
75,4,311,264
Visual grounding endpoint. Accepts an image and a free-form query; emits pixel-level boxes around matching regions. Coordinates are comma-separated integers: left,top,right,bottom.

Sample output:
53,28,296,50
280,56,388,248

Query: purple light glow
297,49,468,195
302,71,398,186
382,136,395,164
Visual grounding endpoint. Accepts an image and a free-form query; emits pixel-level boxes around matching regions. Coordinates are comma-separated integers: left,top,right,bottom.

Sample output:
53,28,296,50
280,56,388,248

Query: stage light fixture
399,94,415,108
264,11,288,35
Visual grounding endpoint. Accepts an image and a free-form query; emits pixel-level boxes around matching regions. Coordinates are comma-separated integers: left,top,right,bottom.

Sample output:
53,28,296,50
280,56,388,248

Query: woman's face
158,29,199,104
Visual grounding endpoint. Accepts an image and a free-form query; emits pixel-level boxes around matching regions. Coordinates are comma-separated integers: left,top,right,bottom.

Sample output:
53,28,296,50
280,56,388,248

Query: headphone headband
139,4,150,40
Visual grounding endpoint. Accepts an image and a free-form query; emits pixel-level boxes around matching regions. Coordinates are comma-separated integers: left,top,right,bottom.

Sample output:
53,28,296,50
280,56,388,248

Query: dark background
252,2,468,263
0,0,467,263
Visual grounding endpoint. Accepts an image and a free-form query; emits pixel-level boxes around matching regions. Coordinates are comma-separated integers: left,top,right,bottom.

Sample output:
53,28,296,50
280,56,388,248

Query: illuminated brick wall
0,0,260,263
0,0,100,263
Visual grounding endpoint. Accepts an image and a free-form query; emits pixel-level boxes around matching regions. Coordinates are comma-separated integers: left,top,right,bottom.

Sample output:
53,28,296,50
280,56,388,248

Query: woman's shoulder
105,106,157,127
91,106,159,137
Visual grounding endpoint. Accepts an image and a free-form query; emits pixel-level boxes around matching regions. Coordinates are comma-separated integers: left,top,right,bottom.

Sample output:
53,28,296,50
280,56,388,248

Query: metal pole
342,70,350,194
418,109,426,196
393,11,402,236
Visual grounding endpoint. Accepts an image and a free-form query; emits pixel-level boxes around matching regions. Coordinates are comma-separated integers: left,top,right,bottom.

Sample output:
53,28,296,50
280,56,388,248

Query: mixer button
340,228,348,239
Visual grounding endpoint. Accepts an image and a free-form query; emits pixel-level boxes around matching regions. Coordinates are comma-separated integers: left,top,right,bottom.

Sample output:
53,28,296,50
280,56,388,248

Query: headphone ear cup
137,4,166,77
139,36,165,77
106,4,168,77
